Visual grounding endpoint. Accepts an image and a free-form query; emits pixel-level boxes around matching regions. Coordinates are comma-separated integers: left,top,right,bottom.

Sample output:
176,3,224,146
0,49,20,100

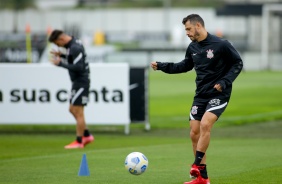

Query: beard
189,36,196,42
189,29,200,42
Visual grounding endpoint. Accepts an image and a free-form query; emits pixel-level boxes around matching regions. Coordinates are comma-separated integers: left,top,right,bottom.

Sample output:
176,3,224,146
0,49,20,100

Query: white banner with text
0,63,130,125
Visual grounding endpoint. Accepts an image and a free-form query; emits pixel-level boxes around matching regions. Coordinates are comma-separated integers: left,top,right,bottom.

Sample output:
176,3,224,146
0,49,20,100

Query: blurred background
0,0,282,70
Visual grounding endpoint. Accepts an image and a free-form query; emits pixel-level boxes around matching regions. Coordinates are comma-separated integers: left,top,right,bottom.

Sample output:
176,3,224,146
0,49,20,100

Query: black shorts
189,95,230,121
70,86,89,106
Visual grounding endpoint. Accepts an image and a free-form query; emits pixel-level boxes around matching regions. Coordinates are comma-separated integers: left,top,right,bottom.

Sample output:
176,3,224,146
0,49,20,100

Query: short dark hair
182,14,205,27
48,29,64,42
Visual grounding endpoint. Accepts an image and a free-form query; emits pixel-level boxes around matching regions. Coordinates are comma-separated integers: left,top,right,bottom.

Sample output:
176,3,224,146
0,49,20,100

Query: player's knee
200,122,212,133
69,106,77,115
190,129,199,140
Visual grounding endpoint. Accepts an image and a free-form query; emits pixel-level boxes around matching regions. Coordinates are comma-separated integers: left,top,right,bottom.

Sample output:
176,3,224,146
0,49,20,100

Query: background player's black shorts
70,86,89,106
189,95,230,121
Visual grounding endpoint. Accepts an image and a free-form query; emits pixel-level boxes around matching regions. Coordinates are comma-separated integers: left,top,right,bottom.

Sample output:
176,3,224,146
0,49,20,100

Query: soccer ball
124,152,148,175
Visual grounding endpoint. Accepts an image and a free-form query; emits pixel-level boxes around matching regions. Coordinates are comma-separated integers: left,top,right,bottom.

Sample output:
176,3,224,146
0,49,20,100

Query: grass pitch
149,70,282,127
0,71,282,183
1,121,282,184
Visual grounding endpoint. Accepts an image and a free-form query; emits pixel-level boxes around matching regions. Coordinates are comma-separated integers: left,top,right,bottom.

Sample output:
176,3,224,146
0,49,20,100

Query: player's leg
190,120,207,162
190,119,209,181
185,113,214,184
71,106,95,146
190,120,200,156
194,97,229,165
191,111,217,182
64,104,85,149
197,112,217,153
70,104,86,140
185,97,229,183
189,101,206,154
65,87,93,149
188,101,208,180
77,86,94,146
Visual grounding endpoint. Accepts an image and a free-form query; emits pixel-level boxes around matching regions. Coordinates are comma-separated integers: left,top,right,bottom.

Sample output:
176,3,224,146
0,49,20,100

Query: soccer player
151,14,243,184
49,30,94,149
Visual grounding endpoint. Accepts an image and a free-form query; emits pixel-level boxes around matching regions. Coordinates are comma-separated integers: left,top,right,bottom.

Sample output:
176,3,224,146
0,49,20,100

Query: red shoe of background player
82,135,94,146
64,140,84,149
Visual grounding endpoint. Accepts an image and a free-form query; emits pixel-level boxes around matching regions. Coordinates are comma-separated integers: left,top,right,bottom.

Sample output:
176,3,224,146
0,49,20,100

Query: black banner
130,68,147,122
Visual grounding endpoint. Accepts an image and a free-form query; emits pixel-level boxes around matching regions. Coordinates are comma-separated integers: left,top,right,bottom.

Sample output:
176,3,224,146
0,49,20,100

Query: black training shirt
58,37,90,88
157,33,243,99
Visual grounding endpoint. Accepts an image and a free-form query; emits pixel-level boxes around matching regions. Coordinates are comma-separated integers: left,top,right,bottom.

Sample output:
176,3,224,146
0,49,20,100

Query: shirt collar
64,37,74,48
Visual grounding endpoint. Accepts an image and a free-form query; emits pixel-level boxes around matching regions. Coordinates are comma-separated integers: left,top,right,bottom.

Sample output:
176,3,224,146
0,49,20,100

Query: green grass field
1,71,282,184
149,70,282,128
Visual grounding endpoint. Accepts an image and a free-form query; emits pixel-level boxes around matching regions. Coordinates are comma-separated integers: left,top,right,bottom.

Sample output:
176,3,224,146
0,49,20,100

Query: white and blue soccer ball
124,152,148,175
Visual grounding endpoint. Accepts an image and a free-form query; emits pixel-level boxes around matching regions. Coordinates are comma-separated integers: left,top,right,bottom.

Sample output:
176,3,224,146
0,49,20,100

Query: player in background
151,14,243,184
49,30,94,149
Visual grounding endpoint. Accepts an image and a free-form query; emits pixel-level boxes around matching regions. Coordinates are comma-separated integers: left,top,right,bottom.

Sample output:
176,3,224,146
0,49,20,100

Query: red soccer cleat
190,164,201,179
184,175,210,184
82,135,94,146
64,140,84,149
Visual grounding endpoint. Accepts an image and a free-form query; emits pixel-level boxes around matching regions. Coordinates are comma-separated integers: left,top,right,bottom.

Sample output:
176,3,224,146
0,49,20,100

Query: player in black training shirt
49,30,94,149
151,14,243,184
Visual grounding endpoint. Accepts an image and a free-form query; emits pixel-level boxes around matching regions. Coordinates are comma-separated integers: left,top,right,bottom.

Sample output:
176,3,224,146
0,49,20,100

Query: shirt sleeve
59,46,85,72
156,47,194,74
217,41,243,90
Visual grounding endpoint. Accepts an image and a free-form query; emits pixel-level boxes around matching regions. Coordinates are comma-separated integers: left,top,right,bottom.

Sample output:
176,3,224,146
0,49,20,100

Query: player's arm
150,48,194,74
215,41,243,91
59,47,85,72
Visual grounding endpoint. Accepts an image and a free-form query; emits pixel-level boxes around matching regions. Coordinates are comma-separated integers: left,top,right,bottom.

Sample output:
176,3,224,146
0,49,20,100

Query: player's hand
150,62,158,71
50,49,61,57
50,55,61,66
214,84,222,92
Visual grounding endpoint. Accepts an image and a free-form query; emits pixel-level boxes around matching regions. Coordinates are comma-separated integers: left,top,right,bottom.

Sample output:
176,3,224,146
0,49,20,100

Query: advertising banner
0,63,130,125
